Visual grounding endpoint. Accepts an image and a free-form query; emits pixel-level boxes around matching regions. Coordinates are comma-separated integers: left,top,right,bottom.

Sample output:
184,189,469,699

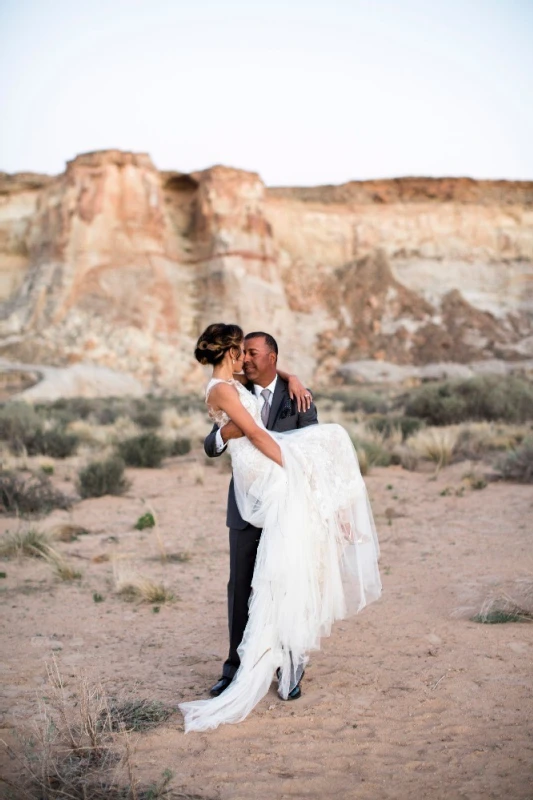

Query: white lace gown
179,379,381,732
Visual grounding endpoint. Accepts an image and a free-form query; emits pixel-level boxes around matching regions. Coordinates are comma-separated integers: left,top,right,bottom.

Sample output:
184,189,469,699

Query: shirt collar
253,375,278,398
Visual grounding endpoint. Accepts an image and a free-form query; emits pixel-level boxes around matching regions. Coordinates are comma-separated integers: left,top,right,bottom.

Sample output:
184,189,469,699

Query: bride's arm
209,383,283,466
231,368,313,411
276,368,313,412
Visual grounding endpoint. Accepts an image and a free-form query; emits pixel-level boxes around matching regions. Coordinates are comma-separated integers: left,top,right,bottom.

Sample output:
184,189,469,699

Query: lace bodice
205,378,263,428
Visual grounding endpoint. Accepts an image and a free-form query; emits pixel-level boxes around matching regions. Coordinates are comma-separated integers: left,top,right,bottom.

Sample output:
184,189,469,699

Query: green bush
77,457,129,498
495,438,533,483
0,471,72,516
117,432,168,468
135,512,155,530
25,428,79,459
405,376,533,426
367,414,423,441
168,437,192,457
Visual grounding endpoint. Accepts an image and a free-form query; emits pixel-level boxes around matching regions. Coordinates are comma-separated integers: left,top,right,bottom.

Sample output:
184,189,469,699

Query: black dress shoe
209,676,232,697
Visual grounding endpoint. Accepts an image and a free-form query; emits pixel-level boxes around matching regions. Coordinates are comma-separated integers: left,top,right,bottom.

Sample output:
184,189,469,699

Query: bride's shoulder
205,378,240,399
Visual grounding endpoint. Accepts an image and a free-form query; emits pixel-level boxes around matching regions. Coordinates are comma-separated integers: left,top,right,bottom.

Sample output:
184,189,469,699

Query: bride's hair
195,323,244,366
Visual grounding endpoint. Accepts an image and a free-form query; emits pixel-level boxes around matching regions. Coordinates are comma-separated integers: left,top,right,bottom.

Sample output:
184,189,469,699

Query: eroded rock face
0,151,532,390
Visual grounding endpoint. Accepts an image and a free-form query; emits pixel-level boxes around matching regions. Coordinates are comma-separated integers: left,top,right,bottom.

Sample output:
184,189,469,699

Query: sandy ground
1,454,532,799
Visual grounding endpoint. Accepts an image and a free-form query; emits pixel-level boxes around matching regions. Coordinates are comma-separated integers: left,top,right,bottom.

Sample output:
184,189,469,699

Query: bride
179,323,381,732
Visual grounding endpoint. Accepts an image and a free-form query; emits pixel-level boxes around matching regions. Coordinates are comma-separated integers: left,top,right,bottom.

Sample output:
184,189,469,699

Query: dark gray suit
204,377,318,679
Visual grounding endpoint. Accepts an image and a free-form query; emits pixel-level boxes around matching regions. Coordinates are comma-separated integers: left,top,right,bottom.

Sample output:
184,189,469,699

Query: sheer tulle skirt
179,424,381,732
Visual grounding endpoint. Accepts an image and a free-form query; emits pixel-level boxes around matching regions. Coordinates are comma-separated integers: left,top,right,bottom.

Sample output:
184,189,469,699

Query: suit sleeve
204,423,226,458
297,398,318,428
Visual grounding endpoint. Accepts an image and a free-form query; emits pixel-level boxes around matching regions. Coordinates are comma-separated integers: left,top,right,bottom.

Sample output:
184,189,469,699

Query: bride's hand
287,375,313,412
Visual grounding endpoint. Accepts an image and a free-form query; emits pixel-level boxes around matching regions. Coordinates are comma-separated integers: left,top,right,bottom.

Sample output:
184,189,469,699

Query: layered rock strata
0,151,532,390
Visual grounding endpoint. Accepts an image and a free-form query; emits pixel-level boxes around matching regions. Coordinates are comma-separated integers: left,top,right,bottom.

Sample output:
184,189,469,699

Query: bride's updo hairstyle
195,323,244,366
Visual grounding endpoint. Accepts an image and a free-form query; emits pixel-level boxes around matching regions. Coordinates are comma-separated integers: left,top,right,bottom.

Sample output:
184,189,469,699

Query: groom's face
243,336,277,386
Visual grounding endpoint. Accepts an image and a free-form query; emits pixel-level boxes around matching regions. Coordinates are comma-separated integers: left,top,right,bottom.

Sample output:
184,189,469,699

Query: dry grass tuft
107,699,174,732
43,548,83,581
113,563,174,603
406,426,459,472
472,581,533,624
0,527,51,558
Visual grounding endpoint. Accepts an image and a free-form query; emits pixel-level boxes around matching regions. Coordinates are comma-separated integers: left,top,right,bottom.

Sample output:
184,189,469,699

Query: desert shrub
495,438,533,483
0,471,72,516
133,408,162,428
135,512,155,530
405,375,533,426
117,432,168,468
0,402,42,451
368,414,423,441
77,457,129,498
25,427,79,458
168,437,192,456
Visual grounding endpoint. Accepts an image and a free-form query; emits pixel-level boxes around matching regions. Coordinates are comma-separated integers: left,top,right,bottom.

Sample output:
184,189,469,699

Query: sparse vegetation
77,457,129,498
0,402,42,452
43,549,83,581
404,375,533,426
2,659,178,800
495,438,533,483
0,471,72,516
117,432,168,468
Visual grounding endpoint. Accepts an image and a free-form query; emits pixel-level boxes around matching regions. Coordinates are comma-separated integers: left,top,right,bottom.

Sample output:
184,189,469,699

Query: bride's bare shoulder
207,380,239,402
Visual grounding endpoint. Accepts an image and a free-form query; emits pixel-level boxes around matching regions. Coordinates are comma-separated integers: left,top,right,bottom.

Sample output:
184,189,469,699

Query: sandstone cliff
0,150,532,391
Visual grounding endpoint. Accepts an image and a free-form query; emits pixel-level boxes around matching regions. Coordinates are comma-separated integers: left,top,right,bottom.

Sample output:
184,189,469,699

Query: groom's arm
204,424,225,458
204,421,245,457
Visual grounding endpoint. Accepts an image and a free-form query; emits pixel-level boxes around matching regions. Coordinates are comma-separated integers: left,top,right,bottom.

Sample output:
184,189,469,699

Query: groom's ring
305,394,311,398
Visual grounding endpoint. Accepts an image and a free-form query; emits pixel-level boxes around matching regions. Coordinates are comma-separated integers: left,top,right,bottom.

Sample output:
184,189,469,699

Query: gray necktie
261,388,272,427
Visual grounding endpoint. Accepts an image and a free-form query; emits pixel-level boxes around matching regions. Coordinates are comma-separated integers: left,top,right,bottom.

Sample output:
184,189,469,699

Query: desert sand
1,454,532,799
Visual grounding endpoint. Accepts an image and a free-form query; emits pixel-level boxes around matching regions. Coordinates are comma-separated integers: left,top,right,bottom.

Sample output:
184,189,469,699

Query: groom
204,331,318,699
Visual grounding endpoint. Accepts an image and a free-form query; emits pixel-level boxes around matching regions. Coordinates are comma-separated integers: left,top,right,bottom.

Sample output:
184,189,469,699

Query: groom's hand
220,421,245,443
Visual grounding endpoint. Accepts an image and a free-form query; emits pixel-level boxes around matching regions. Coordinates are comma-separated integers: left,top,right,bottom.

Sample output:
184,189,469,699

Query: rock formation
0,150,532,391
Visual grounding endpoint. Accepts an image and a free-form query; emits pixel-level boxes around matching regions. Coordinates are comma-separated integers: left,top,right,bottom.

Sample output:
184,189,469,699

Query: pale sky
1,0,532,185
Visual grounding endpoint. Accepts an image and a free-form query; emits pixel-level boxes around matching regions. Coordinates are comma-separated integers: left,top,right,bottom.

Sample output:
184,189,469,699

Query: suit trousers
222,523,262,679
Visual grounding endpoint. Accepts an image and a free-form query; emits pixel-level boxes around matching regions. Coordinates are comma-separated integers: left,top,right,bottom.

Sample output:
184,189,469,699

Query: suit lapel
266,378,286,429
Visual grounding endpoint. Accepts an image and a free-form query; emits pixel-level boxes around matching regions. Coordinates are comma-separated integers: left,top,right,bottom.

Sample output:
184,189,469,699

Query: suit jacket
204,377,318,530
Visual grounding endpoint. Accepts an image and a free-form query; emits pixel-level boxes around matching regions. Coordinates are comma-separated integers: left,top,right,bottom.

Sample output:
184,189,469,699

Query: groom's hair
244,331,278,357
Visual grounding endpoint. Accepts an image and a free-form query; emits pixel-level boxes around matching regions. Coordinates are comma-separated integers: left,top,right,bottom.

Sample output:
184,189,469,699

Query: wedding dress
179,378,381,732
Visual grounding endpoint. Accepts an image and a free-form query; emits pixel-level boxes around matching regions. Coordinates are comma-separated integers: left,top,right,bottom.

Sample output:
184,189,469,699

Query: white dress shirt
215,375,278,453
